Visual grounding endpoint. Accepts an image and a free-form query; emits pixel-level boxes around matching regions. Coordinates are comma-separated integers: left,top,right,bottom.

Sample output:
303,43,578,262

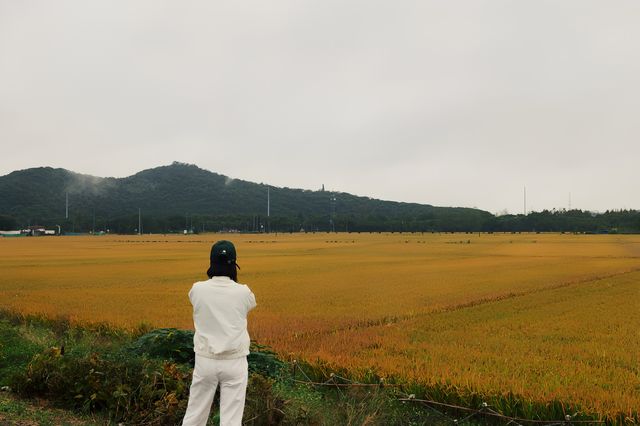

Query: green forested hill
1,163,637,233
0,162,492,233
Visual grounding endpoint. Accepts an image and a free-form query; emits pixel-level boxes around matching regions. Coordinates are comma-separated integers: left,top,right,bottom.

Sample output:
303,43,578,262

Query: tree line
1,209,638,234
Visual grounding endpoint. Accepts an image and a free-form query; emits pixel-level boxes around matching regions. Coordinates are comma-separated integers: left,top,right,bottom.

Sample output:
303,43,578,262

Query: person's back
182,241,256,426
190,276,255,359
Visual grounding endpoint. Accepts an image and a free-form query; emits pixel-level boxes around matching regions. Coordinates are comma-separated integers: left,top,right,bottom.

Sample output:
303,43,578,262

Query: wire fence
289,361,607,426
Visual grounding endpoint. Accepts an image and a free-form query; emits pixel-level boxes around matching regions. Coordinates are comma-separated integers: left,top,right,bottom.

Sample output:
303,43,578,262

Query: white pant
182,355,249,426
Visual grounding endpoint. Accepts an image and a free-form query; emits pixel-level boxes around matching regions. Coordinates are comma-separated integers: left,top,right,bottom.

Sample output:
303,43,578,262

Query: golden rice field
1,233,638,418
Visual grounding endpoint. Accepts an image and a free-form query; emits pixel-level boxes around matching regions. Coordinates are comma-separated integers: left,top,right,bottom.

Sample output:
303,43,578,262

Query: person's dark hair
207,262,238,282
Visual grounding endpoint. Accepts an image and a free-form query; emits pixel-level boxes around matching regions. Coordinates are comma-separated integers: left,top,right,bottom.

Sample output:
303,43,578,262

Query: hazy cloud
65,173,114,196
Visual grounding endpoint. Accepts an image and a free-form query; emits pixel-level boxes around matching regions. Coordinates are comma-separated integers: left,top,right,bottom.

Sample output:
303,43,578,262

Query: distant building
21,226,57,236
26,226,46,236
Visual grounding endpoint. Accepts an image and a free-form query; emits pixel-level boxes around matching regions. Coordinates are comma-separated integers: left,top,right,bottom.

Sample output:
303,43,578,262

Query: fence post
291,359,297,380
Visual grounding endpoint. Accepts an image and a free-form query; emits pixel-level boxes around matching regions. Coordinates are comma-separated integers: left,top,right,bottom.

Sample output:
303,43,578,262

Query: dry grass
1,232,638,418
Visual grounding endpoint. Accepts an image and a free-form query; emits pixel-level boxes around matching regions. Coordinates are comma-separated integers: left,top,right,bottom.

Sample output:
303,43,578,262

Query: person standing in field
182,240,257,426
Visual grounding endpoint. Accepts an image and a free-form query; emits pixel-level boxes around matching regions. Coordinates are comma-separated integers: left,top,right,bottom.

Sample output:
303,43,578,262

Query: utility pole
267,186,270,233
65,192,69,219
523,186,527,216
138,208,141,235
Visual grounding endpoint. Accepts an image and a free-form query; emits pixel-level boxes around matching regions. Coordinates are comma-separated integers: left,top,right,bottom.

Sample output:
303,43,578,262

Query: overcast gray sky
1,1,638,214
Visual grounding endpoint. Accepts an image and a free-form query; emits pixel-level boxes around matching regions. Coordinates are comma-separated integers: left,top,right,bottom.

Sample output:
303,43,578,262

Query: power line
288,361,608,426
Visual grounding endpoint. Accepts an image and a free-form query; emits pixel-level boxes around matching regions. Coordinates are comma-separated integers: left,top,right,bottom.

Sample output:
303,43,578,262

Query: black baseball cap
209,240,240,269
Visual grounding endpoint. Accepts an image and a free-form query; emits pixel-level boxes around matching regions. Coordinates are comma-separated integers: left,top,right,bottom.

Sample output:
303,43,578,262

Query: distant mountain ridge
2,163,637,233
0,162,492,232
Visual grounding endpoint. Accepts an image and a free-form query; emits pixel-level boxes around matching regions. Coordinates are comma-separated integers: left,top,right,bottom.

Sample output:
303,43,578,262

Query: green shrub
12,346,190,424
131,329,285,379
130,328,195,365
248,344,285,379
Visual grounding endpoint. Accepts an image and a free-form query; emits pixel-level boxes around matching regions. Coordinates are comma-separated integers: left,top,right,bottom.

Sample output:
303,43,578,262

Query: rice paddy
1,232,638,419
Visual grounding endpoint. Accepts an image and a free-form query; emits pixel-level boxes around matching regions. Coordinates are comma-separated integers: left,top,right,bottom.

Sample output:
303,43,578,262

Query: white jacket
189,276,257,360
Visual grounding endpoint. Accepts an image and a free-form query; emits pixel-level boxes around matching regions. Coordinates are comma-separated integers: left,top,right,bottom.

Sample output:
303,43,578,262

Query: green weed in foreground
0,392,103,426
0,320,42,387
12,345,191,424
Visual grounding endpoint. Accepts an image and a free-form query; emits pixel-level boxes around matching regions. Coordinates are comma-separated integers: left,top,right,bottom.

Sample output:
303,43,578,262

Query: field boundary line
431,267,640,315
286,267,640,340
